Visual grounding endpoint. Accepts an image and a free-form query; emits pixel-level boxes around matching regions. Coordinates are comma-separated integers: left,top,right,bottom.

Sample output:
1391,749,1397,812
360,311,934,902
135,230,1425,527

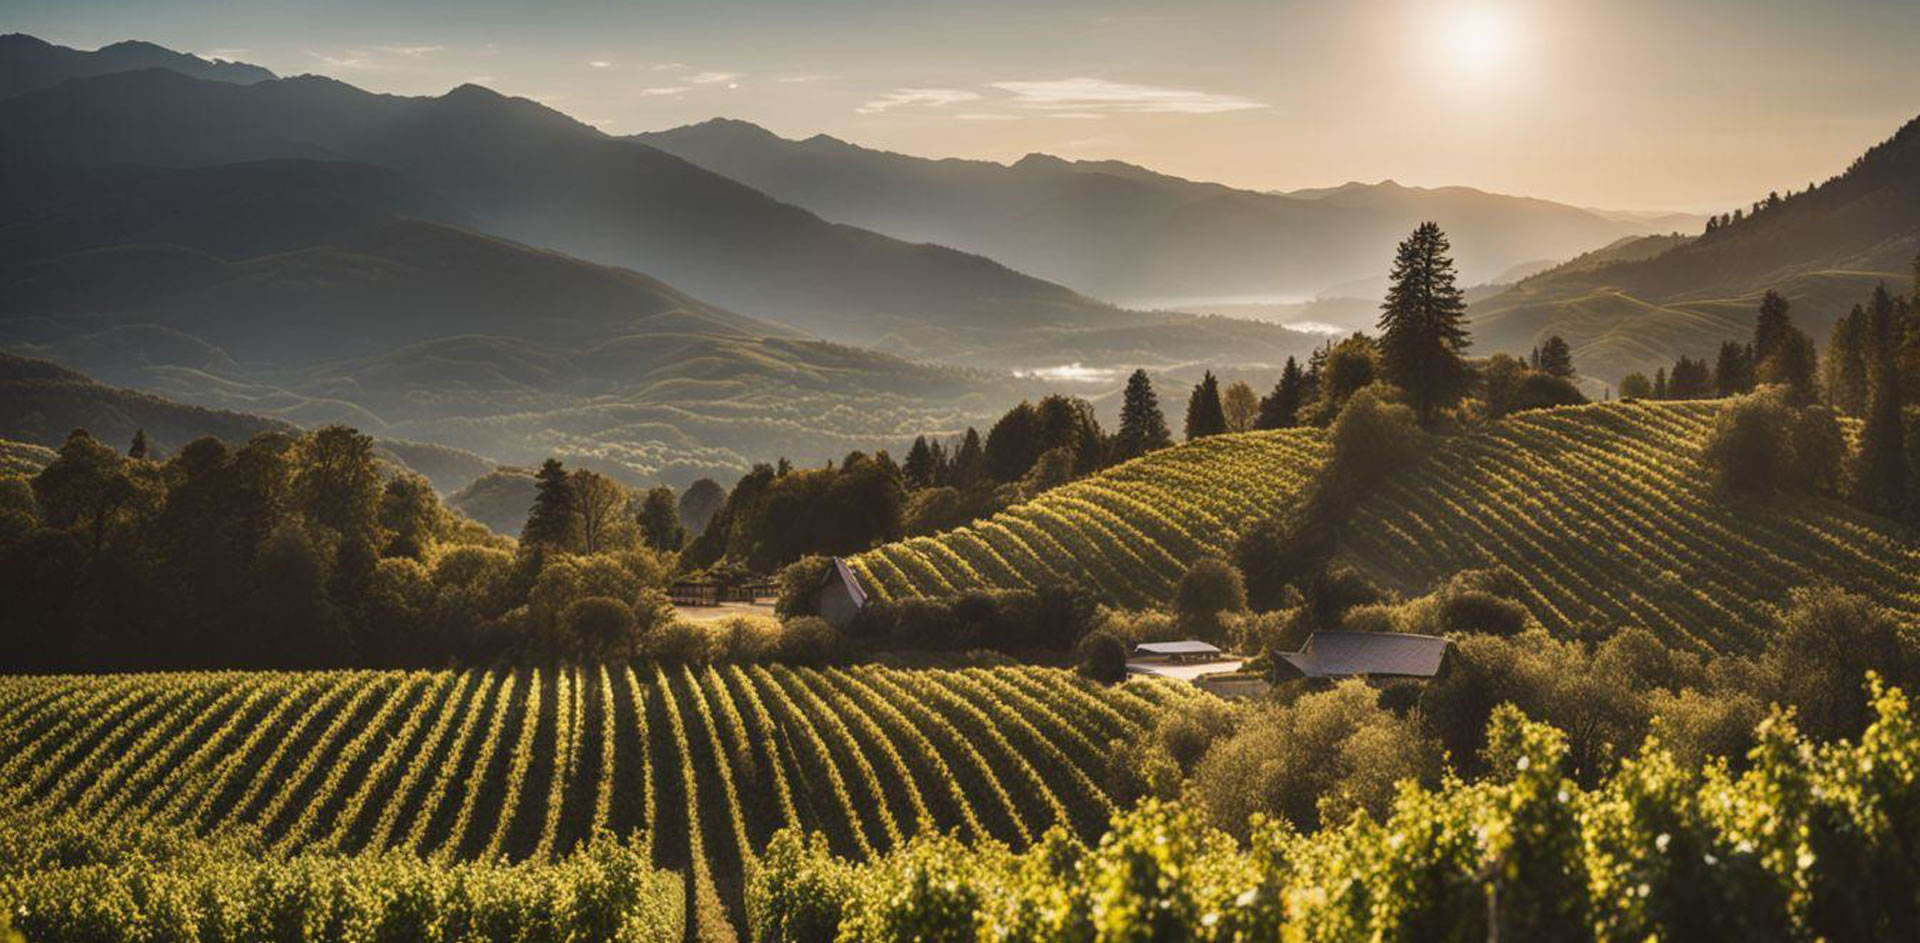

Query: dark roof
822,557,868,609
1279,631,1450,679
1134,640,1222,656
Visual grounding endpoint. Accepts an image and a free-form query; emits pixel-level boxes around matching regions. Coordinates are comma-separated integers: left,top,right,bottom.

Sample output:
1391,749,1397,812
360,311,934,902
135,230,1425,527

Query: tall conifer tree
521,458,580,552
1185,372,1228,440
1257,357,1307,429
1378,222,1472,423
1112,369,1173,461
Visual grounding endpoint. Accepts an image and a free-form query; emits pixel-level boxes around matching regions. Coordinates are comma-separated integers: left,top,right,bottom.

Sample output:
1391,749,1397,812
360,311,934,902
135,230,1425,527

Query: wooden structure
669,579,719,607
817,558,869,628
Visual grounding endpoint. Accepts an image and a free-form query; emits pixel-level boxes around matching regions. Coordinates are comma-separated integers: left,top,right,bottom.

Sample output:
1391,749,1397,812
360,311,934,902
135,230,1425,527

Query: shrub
559,596,639,661
1075,630,1129,683
774,555,834,619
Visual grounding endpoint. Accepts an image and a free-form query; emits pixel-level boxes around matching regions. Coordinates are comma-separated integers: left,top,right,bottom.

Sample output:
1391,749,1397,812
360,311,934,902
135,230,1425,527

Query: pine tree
521,458,580,552
1754,290,1793,363
1184,371,1227,440
951,428,984,488
1257,357,1307,429
1712,341,1753,397
1378,222,1473,423
1653,367,1668,400
128,429,150,460
1112,369,1173,461
902,436,938,489
1851,284,1908,518
1534,335,1575,378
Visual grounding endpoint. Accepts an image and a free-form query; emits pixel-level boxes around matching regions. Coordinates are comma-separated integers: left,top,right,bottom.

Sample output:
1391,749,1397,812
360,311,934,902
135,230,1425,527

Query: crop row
0,665,1175,938
854,429,1329,606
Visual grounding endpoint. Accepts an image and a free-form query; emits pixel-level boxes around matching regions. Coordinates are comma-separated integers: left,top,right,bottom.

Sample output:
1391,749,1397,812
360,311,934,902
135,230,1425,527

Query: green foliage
1075,630,1129,684
762,683,1920,941
1184,371,1228,441
1705,386,1845,496
1378,222,1473,423
1174,557,1247,642
1112,369,1174,462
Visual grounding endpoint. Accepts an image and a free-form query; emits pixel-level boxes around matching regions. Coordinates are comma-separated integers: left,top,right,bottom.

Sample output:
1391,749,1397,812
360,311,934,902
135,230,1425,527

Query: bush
1174,557,1247,643
1075,630,1129,683
1757,584,1919,741
769,616,850,666
559,596,639,661
1705,386,1842,497
774,555,834,619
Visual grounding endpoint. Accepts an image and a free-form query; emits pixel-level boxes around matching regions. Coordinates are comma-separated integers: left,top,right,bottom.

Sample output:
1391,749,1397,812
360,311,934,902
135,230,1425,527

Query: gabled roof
1134,640,1222,656
821,557,868,609
1279,631,1450,679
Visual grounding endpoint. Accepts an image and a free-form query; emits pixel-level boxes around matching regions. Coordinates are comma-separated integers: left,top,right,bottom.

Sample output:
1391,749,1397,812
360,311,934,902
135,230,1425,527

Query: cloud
380,44,446,57
638,86,692,96
776,74,825,84
687,71,738,84
306,50,372,69
1046,112,1107,120
989,77,1266,114
589,60,612,69
856,87,982,115
955,112,1021,121
206,48,250,60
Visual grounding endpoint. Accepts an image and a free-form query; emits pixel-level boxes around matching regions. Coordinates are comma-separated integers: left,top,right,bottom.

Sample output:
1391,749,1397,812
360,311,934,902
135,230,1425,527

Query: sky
10,0,1918,212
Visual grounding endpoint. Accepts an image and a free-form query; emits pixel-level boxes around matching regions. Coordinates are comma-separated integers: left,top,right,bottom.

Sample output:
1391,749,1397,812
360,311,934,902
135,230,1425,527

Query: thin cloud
306,50,372,69
955,112,1021,121
856,87,982,115
990,77,1266,114
776,74,825,84
639,86,692,96
589,60,613,69
687,71,738,84
380,44,446,57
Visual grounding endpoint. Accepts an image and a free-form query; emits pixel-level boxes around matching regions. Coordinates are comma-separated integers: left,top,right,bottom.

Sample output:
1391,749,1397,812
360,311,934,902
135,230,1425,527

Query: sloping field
1344,400,1920,652
852,428,1329,607
0,666,1189,941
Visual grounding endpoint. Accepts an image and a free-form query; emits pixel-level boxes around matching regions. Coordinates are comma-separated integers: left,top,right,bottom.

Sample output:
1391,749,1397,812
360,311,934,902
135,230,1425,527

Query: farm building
818,557,869,628
1126,639,1244,683
1275,631,1451,681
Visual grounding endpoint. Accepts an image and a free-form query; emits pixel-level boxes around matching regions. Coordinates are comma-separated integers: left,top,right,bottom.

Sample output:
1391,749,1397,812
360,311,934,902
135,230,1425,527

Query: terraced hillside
851,428,1329,607
1343,400,1920,652
0,666,1188,941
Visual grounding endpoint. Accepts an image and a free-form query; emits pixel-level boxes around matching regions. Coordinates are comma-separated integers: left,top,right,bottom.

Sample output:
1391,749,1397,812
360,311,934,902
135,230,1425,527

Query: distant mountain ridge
0,33,273,99
634,119,1701,304
1470,114,1920,382
0,53,1238,364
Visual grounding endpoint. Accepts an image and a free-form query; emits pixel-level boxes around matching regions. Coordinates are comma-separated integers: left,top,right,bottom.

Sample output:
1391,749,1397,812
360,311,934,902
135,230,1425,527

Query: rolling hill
860,400,1920,652
851,429,1329,609
635,118,1698,305
1470,114,1920,382
0,664,1188,939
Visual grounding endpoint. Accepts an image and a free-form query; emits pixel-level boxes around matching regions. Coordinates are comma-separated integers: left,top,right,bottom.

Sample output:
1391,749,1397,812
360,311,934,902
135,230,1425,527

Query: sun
1439,6,1516,76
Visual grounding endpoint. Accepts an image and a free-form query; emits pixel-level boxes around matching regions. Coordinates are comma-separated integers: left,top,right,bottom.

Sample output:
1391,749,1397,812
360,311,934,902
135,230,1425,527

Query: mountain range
1470,115,1920,382
634,118,1701,307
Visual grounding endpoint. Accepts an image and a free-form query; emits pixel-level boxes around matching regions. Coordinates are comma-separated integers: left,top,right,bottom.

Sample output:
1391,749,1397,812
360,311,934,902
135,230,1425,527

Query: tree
1184,371,1227,440
521,458,580,552
950,428,984,488
1653,367,1668,400
1849,284,1908,518
1112,369,1174,462
901,436,938,490
983,402,1041,482
1753,290,1793,363
1077,631,1129,684
1825,307,1870,416
1378,222,1473,423
295,426,381,538
1175,557,1247,643
1316,334,1380,419
1712,341,1753,397
1666,356,1713,399
1533,336,1575,378
636,486,686,551
33,429,135,552
677,478,726,536
1619,373,1653,399
559,596,640,662
1257,357,1307,429
1222,381,1259,433
128,429,151,460
379,473,444,560
570,470,628,555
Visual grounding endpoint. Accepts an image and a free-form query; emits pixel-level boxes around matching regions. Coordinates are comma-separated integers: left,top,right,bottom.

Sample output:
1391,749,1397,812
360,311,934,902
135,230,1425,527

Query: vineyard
851,429,1329,607
1342,400,1920,653
0,666,1188,942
